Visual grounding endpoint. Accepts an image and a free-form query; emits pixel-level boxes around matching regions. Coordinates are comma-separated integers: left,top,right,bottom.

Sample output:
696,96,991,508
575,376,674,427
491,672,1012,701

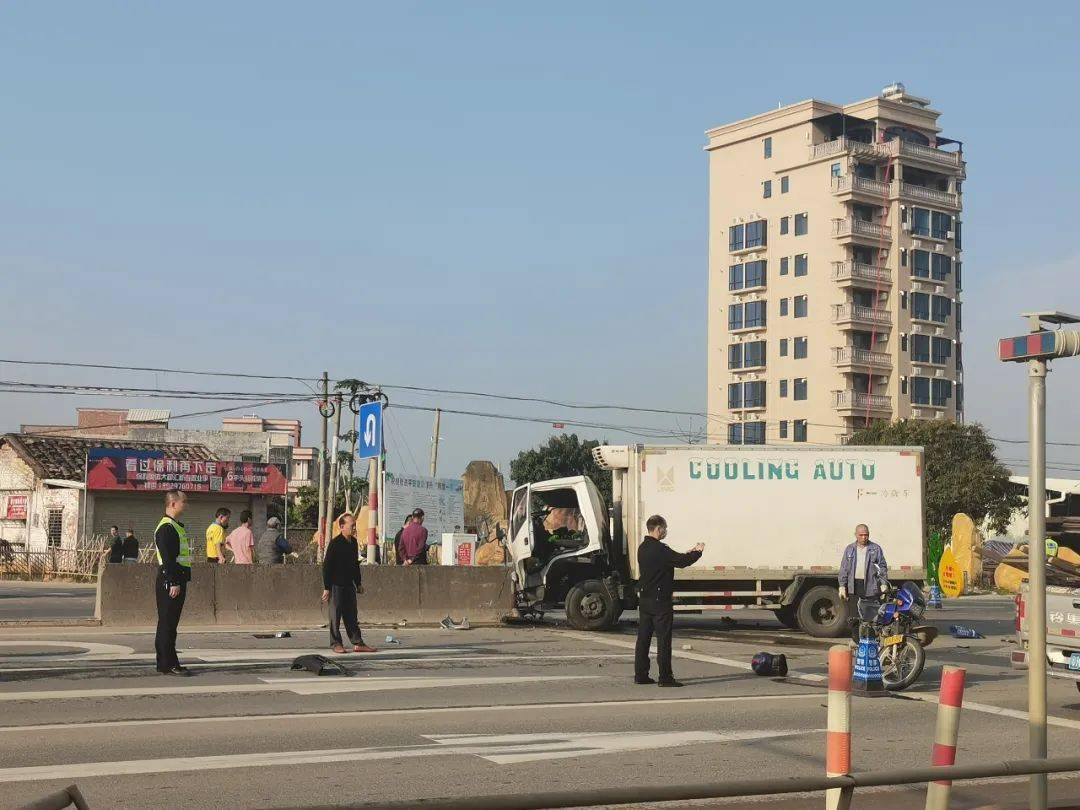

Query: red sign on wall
5,495,27,520
86,452,286,495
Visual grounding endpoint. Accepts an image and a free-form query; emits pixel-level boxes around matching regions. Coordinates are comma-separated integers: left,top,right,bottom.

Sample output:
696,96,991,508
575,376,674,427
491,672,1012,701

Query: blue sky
2,2,1079,480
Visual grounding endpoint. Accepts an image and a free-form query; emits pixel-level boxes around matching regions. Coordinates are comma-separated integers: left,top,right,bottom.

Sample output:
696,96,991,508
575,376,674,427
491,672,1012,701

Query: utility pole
429,408,442,477
326,394,344,538
346,408,359,513
366,456,379,564
998,310,1080,810
316,371,329,562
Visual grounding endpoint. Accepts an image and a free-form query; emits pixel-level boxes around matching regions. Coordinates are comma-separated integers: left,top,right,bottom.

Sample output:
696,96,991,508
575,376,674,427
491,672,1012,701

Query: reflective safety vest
155,516,192,570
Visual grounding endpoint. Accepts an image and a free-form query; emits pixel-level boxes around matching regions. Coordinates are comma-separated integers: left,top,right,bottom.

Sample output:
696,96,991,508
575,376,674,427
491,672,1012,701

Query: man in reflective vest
155,488,192,676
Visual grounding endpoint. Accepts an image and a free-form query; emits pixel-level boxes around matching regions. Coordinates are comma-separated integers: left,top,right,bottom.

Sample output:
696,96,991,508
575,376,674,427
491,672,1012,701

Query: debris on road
949,624,986,639
291,654,351,676
440,616,471,630
252,631,291,639
384,635,401,644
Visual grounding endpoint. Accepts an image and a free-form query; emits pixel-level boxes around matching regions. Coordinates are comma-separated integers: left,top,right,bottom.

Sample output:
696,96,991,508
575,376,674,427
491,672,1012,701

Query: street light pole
1027,346,1048,810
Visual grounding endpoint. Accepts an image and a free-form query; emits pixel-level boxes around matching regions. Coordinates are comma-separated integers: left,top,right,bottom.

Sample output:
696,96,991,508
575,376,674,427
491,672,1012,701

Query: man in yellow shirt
205,508,231,564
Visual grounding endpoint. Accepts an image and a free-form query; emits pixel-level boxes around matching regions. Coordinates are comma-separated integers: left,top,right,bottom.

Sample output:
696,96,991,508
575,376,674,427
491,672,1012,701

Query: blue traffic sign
358,402,383,459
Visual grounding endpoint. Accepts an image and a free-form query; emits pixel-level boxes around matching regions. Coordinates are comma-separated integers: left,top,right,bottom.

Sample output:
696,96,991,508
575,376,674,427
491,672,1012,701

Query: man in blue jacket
838,524,888,617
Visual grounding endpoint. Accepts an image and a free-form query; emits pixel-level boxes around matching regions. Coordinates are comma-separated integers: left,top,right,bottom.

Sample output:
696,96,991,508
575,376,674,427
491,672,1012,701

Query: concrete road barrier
97,564,514,626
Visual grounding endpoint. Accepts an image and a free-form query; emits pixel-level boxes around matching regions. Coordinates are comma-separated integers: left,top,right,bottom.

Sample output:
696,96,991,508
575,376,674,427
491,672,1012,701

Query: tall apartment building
705,84,965,445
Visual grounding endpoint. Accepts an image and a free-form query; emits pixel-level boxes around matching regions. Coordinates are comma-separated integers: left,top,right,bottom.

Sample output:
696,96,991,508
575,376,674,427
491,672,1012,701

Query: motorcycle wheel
879,637,925,691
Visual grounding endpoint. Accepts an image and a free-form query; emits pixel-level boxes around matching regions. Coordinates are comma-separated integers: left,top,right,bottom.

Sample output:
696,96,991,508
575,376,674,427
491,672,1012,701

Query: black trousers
329,585,365,647
635,604,674,681
155,572,187,671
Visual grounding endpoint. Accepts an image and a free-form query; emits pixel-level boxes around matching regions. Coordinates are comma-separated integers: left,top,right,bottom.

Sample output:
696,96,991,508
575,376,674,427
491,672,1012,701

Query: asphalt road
1,598,1079,809
0,581,96,620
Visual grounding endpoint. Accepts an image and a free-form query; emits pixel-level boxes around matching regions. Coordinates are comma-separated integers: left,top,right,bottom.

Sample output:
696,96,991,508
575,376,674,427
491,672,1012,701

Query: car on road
1012,584,1080,692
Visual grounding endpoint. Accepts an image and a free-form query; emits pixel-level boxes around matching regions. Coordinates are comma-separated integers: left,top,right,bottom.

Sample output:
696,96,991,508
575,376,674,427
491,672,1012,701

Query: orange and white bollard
925,665,967,810
826,644,853,810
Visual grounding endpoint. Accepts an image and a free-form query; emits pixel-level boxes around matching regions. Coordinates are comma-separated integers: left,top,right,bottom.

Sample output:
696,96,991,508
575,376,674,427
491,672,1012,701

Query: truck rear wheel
796,585,847,638
566,580,618,630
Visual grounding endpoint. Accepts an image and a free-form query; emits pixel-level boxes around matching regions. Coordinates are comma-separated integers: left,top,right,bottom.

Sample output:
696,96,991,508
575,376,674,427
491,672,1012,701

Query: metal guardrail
325,756,1080,809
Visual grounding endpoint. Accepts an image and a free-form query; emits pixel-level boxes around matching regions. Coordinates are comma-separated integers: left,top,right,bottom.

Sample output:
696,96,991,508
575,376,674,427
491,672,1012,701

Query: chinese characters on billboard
86,449,286,495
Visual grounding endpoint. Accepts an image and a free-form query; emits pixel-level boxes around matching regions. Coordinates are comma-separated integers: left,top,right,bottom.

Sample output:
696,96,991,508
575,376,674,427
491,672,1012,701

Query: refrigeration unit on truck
507,444,926,637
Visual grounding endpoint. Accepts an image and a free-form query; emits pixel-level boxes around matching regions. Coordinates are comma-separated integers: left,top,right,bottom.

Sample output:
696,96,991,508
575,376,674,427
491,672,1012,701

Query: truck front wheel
566,580,618,630
796,585,848,638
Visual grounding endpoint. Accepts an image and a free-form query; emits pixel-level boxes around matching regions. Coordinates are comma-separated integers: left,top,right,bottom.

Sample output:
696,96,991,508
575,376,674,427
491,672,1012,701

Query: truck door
507,485,535,578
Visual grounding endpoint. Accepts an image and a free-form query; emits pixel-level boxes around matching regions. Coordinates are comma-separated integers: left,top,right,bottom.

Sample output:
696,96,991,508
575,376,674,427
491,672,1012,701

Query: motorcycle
851,580,938,691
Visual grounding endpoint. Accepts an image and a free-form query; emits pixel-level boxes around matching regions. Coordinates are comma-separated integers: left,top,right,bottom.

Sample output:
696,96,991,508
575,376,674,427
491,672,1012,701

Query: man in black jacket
321,514,377,654
635,514,703,687
154,490,192,676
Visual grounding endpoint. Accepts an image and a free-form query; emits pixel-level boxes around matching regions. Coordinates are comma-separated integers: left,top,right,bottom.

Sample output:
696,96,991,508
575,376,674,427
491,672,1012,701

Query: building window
794,254,808,277
901,249,908,267
780,217,789,235
743,340,766,368
779,420,789,439
780,298,789,316
900,291,908,310
729,224,745,251
957,382,964,412
794,295,808,318
763,180,772,199
931,336,953,365
780,256,789,275
955,220,962,249
911,376,931,405
763,137,772,159
728,264,744,291
793,420,808,443
793,378,808,401
830,162,841,178
793,336,808,359
744,260,766,289
744,422,766,445
911,292,930,321
956,301,962,331
912,249,930,278
900,334,908,352
781,176,790,194
931,254,951,281
728,424,742,445
956,262,962,291
745,219,767,248
745,300,766,328
931,378,953,407
794,213,808,235
911,334,931,363
728,383,743,409
744,381,766,408
932,211,952,240
912,207,930,237
779,379,789,398
956,343,963,371
728,344,743,370
779,338,788,357
901,377,908,395
931,295,952,324
46,508,63,549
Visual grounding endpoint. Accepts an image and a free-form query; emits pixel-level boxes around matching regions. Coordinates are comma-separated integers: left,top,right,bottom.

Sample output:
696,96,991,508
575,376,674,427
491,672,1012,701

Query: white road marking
0,693,823,734
903,692,1080,732
0,675,598,702
0,728,821,782
0,641,135,659
561,630,827,683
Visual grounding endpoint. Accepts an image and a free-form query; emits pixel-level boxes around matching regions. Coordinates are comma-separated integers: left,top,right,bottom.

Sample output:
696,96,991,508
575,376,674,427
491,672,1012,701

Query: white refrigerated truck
507,444,926,637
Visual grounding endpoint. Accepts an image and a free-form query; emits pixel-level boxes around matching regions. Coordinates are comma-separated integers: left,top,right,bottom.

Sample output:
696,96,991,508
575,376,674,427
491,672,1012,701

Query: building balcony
808,137,886,163
831,175,890,200
893,181,960,209
832,217,892,243
832,347,893,370
832,261,891,287
833,390,891,414
882,139,965,173
832,303,891,328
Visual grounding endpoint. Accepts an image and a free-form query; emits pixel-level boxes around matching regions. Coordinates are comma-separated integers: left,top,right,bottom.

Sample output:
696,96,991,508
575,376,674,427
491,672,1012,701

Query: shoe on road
658,679,685,688
353,644,378,653
634,677,657,685
160,666,191,677
331,644,347,654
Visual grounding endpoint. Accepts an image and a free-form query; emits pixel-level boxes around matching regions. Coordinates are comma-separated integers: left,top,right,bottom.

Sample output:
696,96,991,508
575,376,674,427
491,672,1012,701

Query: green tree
849,419,1023,540
286,481,368,527
510,434,612,506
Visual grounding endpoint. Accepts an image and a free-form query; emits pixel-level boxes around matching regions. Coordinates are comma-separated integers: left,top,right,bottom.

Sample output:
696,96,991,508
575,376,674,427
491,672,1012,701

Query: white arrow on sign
0,728,822,782
364,412,377,447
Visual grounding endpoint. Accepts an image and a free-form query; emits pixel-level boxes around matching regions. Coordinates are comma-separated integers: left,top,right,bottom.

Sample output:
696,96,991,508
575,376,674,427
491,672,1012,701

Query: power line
0,358,320,384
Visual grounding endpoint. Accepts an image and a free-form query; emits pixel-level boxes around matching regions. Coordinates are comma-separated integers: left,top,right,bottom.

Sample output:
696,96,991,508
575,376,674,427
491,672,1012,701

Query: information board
381,472,464,544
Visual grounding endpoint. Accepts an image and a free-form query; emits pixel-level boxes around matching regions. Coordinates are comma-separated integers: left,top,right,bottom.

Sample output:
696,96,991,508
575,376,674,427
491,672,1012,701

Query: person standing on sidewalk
154,489,192,676
107,526,124,564
122,527,140,563
634,515,703,688
321,513,376,654
226,510,256,564
399,508,429,566
205,508,230,565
